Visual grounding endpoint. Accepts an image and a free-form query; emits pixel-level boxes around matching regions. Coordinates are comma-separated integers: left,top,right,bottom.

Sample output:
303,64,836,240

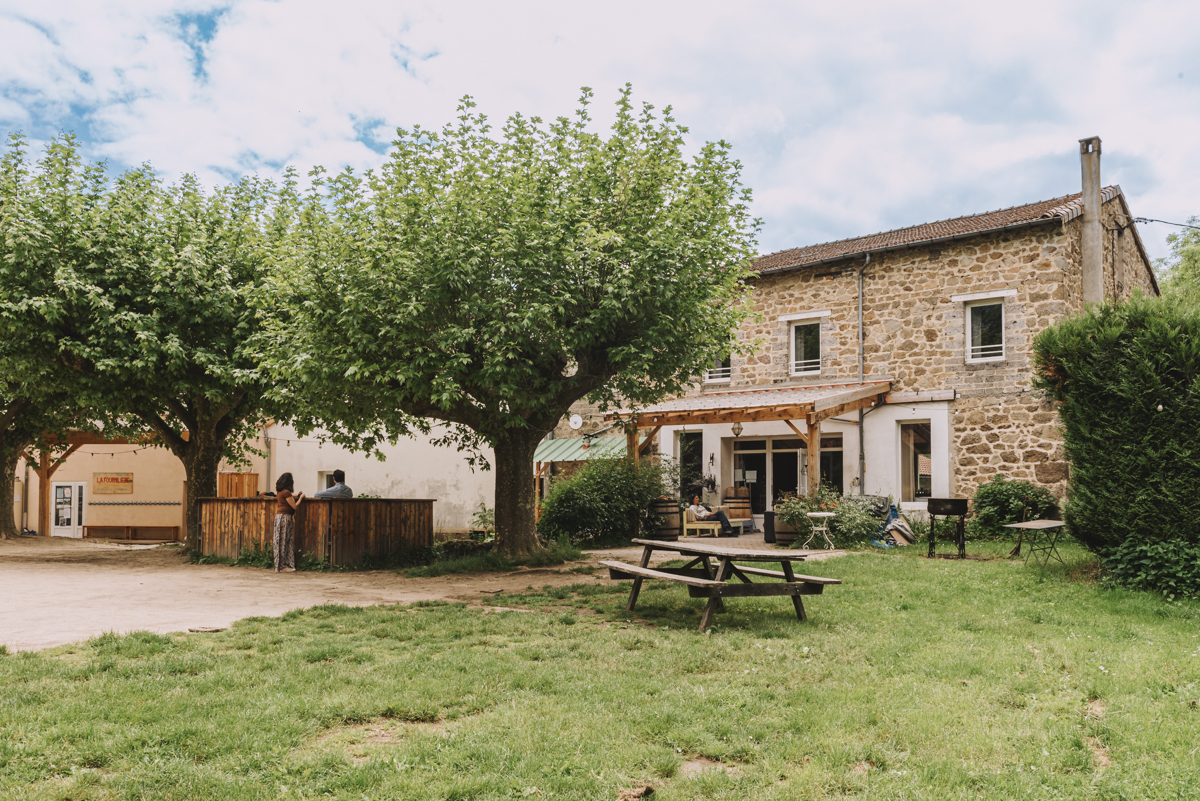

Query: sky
2,0,1197,262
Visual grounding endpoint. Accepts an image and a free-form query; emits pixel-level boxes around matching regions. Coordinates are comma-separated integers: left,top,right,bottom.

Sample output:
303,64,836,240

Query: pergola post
806,418,821,497
626,422,640,465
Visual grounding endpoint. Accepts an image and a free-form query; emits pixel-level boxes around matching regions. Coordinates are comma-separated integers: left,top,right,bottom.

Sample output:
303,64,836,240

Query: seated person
688,494,734,536
313,469,354,499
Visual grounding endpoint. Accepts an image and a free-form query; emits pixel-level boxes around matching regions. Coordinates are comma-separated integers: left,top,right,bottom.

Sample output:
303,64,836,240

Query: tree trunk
491,427,546,559
179,426,224,553
0,446,22,540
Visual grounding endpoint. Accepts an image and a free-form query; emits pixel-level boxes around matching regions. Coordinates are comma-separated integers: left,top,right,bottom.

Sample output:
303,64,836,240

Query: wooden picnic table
601,538,841,631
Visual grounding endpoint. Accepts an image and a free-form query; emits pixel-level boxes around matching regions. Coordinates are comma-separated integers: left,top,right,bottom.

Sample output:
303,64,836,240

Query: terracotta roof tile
753,187,1119,274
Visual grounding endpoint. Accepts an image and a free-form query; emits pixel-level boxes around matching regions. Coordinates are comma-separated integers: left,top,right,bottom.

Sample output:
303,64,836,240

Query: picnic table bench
601,538,841,630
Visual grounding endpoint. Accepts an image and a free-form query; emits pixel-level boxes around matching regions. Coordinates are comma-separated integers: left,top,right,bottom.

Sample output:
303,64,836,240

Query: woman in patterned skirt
273,472,305,572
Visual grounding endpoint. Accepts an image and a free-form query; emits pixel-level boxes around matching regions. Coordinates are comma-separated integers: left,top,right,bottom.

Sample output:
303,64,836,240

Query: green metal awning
534,436,627,463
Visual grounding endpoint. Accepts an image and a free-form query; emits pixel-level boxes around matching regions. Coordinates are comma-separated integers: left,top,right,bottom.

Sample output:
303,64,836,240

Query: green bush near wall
967,474,1057,540
1034,295,1200,597
537,458,677,546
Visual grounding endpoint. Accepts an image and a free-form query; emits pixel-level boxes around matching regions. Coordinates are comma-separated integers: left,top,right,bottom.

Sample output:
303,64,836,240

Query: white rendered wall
266,423,495,534
861,401,953,509
657,417,860,509
657,402,951,509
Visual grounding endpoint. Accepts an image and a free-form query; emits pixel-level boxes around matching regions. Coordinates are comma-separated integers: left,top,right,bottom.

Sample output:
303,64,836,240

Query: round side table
804,511,836,550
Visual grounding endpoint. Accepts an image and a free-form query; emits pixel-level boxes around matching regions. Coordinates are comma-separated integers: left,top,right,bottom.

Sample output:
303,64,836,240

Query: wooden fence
199,498,434,567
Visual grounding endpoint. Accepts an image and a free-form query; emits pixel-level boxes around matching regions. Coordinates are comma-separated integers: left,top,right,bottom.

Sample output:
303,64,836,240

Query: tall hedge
1033,295,1200,596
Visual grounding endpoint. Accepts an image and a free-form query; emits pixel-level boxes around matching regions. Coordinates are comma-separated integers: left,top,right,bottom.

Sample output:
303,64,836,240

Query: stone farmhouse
553,137,1158,521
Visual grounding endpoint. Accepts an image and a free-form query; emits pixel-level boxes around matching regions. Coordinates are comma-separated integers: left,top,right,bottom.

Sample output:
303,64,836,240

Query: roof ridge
752,187,1121,274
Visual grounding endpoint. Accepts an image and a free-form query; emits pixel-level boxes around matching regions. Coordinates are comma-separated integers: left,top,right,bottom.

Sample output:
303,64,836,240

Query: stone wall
553,196,1159,502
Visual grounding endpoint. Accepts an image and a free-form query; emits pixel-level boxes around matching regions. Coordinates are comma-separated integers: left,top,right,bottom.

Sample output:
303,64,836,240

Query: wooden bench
682,508,723,538
600,538,842,630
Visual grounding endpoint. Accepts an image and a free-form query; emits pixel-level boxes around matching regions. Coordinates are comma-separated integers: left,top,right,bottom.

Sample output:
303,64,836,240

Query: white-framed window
790,321,821,375
951,289,1013,363
704,354,731,383
899,421,932,503
966,301,1004,362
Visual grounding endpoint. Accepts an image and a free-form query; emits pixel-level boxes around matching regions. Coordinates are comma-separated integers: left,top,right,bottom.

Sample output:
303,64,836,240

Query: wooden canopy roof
607,381,892,432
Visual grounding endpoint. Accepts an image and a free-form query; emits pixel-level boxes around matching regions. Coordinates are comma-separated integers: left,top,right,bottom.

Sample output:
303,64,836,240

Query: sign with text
92,472,134,495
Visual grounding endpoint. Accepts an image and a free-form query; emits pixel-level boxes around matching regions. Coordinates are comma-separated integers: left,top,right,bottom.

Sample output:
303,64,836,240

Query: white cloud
2,0,1198,259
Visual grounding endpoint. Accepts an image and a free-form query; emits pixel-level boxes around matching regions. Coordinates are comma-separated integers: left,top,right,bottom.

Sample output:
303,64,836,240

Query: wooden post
32,444,82,536
806,417,821,497
626,424,640,465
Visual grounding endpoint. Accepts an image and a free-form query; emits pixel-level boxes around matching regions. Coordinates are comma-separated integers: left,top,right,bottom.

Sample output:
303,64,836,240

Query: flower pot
773,519,798,547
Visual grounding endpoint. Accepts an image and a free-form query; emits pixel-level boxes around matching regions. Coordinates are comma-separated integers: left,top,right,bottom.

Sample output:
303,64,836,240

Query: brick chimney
1079,136,1103,304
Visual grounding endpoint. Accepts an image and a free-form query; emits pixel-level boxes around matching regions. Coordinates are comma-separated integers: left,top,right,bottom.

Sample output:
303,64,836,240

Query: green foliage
537,457,674,546
0,134,299,548
1034,295,1200,595
773,485,842,543
469,503,496,541
267,87,758,555
1101,539,1200,601
1157,215,1200,300
831,495,883,545
966,474,1057,540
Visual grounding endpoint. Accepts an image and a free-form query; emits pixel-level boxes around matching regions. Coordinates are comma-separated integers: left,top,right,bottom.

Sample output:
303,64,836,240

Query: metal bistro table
600,538,841,630
1004,519,1067,567
804,511,836,550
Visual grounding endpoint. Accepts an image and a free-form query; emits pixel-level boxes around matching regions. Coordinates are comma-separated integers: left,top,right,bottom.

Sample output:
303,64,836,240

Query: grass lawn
3,542,1200,799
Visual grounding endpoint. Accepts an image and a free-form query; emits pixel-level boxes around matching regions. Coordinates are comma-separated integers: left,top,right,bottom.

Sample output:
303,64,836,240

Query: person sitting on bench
688,495,734,536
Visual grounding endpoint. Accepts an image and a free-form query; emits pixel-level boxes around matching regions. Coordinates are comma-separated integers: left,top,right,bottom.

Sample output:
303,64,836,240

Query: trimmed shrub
967,474,1056,540
537,458,677,546
774,485,880,547
1034,294,1200,595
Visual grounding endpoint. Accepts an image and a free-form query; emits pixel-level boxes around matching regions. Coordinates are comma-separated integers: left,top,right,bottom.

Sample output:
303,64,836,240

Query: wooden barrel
646,499,681,540
723,498,752,521
774,520,798,547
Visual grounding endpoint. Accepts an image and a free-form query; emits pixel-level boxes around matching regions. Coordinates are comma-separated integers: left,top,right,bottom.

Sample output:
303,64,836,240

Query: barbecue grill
926,497,969,558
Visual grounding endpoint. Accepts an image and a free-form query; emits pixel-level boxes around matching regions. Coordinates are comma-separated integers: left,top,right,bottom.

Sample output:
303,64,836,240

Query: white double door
51,482,87,538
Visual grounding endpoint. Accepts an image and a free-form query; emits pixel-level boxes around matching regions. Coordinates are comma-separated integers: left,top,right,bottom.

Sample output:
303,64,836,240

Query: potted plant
773,486,842,547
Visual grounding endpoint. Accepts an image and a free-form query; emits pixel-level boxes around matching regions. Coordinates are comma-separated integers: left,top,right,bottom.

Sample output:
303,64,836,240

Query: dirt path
0,535,840,651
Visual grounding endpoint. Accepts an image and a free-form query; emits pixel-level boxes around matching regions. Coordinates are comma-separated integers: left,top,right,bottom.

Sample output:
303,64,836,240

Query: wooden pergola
26,431,154,537
607,382,891,496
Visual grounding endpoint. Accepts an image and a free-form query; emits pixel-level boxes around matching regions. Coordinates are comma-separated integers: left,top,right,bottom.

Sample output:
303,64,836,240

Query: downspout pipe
857,254,870,494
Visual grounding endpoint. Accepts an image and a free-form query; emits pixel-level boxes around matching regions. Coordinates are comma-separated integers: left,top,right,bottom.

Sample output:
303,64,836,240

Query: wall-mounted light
731,422,743,437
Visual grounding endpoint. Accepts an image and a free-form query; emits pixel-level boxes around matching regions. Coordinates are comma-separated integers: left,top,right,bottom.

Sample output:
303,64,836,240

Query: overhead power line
1134,217,1200,231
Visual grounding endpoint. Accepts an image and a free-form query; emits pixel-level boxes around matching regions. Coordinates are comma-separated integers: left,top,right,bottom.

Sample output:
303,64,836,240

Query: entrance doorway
51,482,86,538
733,441,767,514
677,431,704,500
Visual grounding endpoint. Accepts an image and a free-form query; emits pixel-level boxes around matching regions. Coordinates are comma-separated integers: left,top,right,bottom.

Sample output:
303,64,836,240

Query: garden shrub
831,494,883,545
1034,294,1200,596
967,474,1056,539
774,485,880,547
537,458,677,546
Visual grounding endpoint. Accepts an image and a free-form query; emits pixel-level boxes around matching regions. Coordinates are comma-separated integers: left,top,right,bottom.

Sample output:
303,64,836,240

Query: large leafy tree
1158,216,1200,300
0,135,292,550
0,136,111,538
273,87,757,557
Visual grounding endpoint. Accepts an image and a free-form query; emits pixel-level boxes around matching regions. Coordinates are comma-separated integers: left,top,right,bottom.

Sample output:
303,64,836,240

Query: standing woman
274,472,304,572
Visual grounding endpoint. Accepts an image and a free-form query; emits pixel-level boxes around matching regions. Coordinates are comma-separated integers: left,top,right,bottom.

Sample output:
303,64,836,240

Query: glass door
769,439,804,508
51,482,86,538
819,434,844,495
732,440,767,514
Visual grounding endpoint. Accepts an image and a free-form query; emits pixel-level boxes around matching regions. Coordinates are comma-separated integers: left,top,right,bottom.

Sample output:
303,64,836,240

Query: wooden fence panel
199,498,434,567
